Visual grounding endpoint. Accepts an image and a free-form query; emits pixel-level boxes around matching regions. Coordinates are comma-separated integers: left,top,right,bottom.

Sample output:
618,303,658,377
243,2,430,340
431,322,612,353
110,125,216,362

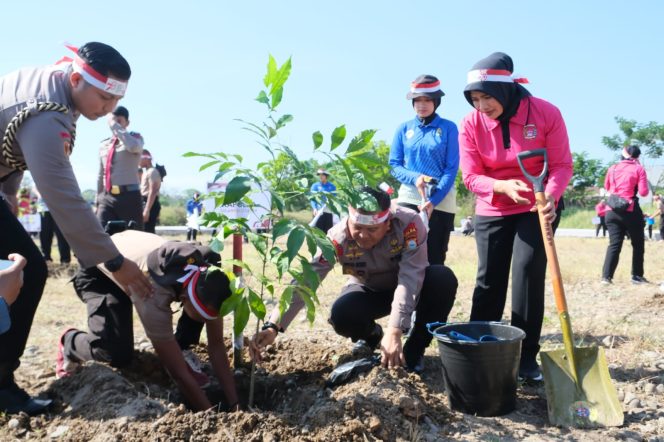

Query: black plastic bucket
428,322,525,416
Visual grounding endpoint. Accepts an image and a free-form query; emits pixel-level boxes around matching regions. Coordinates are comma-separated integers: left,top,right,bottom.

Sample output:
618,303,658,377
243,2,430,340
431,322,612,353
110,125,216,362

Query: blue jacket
186,199,203,216
0,297,10,334
310,181,337,210
389,114,459,206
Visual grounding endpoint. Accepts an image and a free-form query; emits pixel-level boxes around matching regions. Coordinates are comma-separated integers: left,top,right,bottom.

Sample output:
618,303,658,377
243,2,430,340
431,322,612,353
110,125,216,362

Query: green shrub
159,205,186,226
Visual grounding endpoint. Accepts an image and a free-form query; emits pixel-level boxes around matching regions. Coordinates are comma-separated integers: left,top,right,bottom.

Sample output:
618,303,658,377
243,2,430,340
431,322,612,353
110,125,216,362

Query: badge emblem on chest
523,124,537,140
406,129,414,139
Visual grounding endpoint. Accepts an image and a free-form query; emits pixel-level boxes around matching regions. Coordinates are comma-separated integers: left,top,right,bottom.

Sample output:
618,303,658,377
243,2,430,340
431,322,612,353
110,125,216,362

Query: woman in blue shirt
389,75,459,265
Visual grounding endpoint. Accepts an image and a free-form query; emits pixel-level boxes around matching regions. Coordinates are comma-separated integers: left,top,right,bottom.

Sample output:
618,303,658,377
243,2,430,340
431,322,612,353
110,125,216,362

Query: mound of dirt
2,334,663,441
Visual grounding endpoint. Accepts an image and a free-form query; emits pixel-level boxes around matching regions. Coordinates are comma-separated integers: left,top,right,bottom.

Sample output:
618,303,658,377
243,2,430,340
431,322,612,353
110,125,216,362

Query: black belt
107,184,140,195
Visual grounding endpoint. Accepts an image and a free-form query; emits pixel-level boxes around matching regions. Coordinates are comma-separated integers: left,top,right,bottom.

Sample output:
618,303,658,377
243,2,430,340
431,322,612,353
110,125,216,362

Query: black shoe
0,381,52,416
601,277,612,285
631,275,650,285
352,324,383,355
518,358,543,383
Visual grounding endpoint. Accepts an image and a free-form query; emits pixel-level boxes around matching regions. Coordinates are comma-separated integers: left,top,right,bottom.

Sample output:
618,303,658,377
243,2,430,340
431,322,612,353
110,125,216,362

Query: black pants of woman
398,203,455,265
0,199,48,390
602,206,645,280
470,211,553,367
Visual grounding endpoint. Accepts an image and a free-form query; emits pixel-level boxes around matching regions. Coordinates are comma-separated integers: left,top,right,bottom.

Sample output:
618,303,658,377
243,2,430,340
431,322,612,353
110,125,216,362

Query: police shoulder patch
403,222,419,248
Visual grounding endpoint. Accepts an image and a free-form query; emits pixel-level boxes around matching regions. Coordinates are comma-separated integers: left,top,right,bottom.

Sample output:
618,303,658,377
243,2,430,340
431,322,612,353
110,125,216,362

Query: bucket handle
426,322,446,336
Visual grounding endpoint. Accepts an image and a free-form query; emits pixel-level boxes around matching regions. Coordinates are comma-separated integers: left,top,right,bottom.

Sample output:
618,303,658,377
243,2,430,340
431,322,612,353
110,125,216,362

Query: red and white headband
348,206,390,225
177,264,218,320
410,79,441,94
61,44,128,97
466,69,529,85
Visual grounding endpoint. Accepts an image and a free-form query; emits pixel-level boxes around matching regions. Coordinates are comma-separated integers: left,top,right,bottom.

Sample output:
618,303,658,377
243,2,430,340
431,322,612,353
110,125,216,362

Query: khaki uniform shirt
140,167,161,197
97,124,144,193
0,64,119,266
98,230,218,342
271,204,428,330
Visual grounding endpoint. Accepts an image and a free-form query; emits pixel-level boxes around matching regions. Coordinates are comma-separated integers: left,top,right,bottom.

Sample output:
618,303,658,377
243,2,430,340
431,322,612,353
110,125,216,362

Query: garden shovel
516,149,623,428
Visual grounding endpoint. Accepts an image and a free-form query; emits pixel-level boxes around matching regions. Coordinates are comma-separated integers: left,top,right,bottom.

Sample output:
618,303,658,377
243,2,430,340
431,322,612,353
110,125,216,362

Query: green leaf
286,228,305,263
246,231,268,258
347,129,377,154
272,218,297,241
225,259,252,274
270,190,284,215
223,176,252,205
209,237,224,253
270,57,292,95
276,114,294,129
233,297,250,336
220,291,243,317
199,160,220,171
305,232,317,257
278,286,295,319
312,131,323,149
300,258,320,292
264,55,277,88
271,87,283,109
277,252,290,278
317,235,337,264
256,90,269,105
247,288,267,320
331,125,347,150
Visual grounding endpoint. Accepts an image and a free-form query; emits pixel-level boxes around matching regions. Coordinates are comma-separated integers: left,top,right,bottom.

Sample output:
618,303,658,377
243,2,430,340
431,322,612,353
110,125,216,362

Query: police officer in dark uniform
96,106,144,229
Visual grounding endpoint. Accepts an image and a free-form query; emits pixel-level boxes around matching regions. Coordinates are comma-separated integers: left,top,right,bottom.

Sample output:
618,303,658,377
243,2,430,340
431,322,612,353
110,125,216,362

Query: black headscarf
463,52,531,149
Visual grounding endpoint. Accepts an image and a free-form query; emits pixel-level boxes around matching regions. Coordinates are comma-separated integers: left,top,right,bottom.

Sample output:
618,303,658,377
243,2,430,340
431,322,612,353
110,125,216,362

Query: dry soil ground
1,234,663,441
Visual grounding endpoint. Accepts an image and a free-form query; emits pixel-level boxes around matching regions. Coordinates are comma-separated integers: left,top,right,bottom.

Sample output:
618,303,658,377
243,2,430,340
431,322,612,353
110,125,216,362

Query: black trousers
660,215,664,241
39,211,71,263
398,203,455,265
0,199,48,386
313,212,333,233
602,206,646,279
470,211,552,362
142,196,161,234
97,191,144,231
328,265,457,367
64,267,134,367
186,228,199,241
595,216,607,237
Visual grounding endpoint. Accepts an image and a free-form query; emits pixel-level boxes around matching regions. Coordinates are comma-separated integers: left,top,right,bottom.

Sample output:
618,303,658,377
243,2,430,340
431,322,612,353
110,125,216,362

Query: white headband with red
60,44,128,96
348,206,390,225
177,264,218,320
410,79,441,94
466,69,529,85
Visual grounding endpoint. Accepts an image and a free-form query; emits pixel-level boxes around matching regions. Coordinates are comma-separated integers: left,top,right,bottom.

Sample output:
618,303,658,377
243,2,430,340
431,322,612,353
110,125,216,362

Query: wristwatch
261,321,284,334
103,254,125,273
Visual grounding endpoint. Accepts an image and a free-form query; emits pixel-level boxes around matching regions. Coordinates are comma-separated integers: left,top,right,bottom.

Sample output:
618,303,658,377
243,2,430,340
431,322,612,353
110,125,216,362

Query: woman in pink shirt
459,52,573,382
601,145,649,285
595,199,608,237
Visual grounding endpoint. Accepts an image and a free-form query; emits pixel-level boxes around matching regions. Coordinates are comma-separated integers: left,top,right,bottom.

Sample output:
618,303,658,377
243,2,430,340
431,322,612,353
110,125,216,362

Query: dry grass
36,232,664,356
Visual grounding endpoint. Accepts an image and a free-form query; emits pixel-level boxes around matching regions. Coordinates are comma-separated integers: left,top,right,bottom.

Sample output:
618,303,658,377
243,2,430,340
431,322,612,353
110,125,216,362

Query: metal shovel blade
541,346,623,427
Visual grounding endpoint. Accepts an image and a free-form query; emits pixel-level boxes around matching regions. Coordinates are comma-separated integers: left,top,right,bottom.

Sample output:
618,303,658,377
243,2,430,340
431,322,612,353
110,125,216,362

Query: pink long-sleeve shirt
604,159,648,213
459,96,573,216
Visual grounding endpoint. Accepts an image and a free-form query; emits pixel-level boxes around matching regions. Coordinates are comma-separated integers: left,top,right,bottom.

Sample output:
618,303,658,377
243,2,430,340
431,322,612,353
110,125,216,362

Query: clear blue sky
3,1,663,194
